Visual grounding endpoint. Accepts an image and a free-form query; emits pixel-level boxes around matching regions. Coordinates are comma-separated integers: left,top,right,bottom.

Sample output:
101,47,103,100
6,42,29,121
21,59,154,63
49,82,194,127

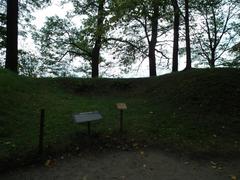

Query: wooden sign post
116,103,127,133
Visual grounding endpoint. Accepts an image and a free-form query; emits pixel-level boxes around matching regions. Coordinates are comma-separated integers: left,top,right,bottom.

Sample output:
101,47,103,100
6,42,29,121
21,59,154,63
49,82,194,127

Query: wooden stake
120,110,123,133
39,109,45,155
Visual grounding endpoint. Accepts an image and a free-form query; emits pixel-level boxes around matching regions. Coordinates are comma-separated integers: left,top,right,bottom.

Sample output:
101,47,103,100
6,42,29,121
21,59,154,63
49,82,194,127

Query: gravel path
1,149,239,180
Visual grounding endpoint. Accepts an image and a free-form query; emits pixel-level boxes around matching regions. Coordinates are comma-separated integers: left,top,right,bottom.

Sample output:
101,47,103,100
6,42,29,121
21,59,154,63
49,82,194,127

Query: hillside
0,68,240,170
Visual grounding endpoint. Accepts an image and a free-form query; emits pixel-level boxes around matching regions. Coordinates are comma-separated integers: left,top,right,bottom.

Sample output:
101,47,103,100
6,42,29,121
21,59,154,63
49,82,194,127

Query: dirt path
1,149,239,180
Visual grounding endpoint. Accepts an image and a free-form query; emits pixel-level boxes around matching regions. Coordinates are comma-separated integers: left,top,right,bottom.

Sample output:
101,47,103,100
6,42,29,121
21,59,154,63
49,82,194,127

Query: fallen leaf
45,159,56,168
230,175,237,180
45,160,50,166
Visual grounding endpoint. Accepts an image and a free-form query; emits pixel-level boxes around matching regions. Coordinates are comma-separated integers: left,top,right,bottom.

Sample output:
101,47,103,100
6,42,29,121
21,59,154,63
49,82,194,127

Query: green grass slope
0,68,240,169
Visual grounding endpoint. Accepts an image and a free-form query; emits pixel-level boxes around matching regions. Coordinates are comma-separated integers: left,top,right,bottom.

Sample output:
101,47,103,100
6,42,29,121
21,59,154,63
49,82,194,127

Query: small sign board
116,103,127,110
73,111,102,123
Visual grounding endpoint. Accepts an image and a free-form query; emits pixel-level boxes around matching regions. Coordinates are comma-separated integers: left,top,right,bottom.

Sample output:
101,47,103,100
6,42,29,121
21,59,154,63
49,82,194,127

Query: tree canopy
0,0,239,77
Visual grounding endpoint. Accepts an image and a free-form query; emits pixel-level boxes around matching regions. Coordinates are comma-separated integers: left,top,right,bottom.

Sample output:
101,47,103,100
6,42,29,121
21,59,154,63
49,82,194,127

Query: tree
1,0,51,73
171,0,180,72
191,0,240,68
0,1,6,51
91,0,105,78
148,0,160,77
33,16,88,76
109,0,172,77
34,0,111,78
66,0,111,78
184,0,191,70
33,0,175,77
5,0,18,73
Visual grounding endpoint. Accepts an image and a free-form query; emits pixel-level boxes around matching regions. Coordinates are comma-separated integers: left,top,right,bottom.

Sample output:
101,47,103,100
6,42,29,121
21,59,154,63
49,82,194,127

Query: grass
0,68,240,170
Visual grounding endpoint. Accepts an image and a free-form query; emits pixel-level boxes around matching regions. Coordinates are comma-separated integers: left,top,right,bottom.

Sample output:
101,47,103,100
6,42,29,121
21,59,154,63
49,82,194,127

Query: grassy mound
0,68,240,170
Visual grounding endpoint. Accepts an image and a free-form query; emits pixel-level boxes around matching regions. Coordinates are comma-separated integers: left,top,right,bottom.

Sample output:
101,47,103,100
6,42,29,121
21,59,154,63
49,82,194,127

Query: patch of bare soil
1,149,239,180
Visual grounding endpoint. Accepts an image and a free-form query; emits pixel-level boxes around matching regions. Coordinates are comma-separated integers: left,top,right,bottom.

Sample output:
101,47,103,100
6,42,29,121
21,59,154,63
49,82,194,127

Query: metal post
39,109,45,155
87,121,91,135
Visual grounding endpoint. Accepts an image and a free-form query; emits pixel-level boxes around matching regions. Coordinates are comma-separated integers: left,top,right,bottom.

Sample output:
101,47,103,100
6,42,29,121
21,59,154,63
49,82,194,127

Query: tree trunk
172,0,180,72
210,49,215,68
209,61,215,68
184,0,191,70
149,4,159,77
149,43,157,77
5,0,18,73
92,41,101,78
91,0,105,78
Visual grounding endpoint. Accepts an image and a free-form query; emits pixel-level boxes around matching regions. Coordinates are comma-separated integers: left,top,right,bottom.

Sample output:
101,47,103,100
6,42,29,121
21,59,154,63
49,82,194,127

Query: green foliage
108,0,173,70
18,50,44,77
34,0,116,77
34,0,176,76
1,0,240,76
0,0,51,42
32,15,93,77
0,68,240,169
0,0,51,72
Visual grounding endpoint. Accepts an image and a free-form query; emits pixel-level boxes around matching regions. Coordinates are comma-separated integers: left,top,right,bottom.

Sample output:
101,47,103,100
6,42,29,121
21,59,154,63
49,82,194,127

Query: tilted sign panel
73,111,102,123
